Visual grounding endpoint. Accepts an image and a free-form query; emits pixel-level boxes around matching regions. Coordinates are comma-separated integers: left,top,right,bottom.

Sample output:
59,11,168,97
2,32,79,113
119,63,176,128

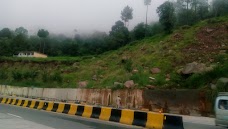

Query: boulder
181,62,212,74
216,78,228,90
182,62,198,74
78,81,88,88
166,74,170,81
151,68,161,74
114,82,123,87
146,85,156,89
210,83,217,90
206,28,214,33
149,77,156,80
121,56,129,63
92,75,97,81
218,78,228,84
72,62,80,68
124,80,135,89
132,69,139,74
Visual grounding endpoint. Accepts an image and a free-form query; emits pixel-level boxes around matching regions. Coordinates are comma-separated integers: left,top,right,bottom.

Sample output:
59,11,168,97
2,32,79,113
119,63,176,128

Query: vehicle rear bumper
215,119,228,126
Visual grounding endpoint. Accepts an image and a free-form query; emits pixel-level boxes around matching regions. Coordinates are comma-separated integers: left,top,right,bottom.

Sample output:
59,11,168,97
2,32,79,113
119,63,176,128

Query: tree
37,29,49,54
144,0,152,36
132,23,146,40
0,28,13,39
0,38,12,56
147,22,164,36
175,0,209,26
15,27,28,36
121,6,133,27
109,20,130,49
212,0,228,17
11,34,28,53
195,0,209,20
157,1,176,33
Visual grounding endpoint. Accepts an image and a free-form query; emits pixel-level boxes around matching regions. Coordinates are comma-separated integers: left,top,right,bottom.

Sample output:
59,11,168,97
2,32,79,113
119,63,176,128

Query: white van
215,92,228,127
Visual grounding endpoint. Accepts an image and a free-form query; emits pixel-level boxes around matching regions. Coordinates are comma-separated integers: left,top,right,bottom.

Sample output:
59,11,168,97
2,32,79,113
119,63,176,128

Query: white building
14,51,47,58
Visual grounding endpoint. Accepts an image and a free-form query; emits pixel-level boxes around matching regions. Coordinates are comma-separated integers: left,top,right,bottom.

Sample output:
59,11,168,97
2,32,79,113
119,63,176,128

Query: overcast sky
0,0,166,35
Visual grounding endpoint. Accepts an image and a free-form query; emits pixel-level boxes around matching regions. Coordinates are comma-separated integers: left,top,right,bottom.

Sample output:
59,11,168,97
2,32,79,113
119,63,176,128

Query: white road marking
7,113,22,118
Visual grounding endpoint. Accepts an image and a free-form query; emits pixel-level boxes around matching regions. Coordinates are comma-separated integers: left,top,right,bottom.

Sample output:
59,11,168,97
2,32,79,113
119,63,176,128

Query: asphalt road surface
0,104,226,129
0,104,140,129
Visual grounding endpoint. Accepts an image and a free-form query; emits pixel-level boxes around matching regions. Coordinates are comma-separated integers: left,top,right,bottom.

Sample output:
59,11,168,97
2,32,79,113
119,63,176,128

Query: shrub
23,71,39,80
153,74,166,86
50,72,63,83
130,69,150,87
12,71,23,81
181,25,191,30
42,72,49,82
0,70,8,79
123,59,133,72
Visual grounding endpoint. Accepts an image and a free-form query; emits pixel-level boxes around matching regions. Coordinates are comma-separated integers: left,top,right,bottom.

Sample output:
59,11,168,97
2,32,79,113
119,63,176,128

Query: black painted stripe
9,98,13,104
9,99,14,104
62,104,71,114
91,107,101,119
34,101,40,109
20,100,25,106
109,109,121,122
51,103,59,112
0,98,3,103
42,102,48,110
163,115,184,129
14,99,19,105
26,100,32,107
75,105,84,116
132,111,147,127
5,98,8,104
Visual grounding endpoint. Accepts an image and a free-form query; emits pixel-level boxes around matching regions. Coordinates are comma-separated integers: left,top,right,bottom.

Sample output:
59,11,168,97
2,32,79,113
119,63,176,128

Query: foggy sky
0,0,166,35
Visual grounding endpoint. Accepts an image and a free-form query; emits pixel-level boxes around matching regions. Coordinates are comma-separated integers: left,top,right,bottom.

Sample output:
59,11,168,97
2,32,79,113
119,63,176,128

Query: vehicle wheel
215,121,218,126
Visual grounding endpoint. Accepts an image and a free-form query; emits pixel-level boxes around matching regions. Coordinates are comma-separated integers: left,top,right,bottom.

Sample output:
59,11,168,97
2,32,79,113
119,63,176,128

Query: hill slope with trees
0,0,227,91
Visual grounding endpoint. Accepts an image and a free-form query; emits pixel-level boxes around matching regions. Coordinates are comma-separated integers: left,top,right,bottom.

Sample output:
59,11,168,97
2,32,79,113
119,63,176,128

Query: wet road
0,104,140,129
0,103,226,129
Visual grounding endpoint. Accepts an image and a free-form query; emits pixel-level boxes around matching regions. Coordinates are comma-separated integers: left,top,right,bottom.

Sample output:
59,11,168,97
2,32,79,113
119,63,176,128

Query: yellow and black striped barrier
0,97,184,129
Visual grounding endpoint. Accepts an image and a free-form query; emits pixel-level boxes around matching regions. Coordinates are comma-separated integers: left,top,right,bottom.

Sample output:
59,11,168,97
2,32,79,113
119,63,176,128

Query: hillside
0,16,228,89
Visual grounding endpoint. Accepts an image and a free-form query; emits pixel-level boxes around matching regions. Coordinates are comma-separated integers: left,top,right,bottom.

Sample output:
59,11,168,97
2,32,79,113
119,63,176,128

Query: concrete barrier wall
0,96,184,129
0,85,212,116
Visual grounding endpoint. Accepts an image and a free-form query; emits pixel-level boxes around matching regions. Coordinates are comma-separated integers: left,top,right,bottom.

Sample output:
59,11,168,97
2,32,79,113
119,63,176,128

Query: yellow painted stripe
82,105,93,118
68,104,77,115
37,101,44,109
11,99,16,105
46,102,54,111
30,100,36,108
6,98,11,104
146,112,164,129
23,100,29,107
1,98,6,103
99,107,111,121
16,99,22,106
56,103,65,113
120,109,134,125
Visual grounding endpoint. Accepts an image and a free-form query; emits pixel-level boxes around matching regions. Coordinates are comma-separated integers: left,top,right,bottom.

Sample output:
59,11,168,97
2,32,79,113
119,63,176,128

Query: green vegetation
0,15,227,89
0,0,228,89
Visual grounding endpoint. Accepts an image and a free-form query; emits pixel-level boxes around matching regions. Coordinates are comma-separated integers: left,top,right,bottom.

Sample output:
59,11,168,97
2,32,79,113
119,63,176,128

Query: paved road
184,122,225,129
183,115,226,129
0,103,226,129
0,104,141,129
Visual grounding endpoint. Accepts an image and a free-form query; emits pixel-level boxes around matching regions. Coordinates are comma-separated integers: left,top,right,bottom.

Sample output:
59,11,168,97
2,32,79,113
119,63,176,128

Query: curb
0,97,184,129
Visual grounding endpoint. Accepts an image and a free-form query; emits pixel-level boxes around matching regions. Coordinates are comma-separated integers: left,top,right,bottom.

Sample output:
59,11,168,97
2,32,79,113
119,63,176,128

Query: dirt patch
182,23,228,63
